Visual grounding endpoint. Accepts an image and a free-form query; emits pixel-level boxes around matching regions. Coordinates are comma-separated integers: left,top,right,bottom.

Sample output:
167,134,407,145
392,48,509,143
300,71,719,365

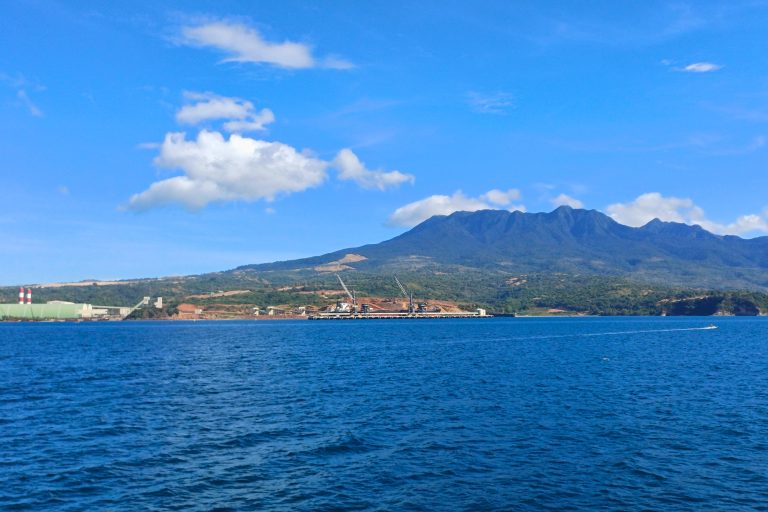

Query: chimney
26,288,32,305
18,287,24,305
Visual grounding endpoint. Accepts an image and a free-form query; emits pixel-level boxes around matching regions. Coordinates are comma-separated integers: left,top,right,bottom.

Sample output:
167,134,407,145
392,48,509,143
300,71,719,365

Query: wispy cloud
180,21,353,69
707,104,768,123
16,90,43,117
681,62,722,72
467,91,515,114
707,135,766,155
545,131,765,156
1,72,44,117
527,2,711,47
661,59,722,73
551,193,584,209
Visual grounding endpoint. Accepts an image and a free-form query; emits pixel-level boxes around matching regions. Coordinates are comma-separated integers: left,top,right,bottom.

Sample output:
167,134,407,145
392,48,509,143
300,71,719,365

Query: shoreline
1,313,765,323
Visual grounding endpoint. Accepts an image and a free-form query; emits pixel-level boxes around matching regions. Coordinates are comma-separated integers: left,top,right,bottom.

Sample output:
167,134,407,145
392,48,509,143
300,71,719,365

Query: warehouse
0,297,149,321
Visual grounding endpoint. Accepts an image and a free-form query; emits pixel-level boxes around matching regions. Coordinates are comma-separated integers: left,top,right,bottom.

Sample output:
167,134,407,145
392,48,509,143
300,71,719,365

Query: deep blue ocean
2,317,768,511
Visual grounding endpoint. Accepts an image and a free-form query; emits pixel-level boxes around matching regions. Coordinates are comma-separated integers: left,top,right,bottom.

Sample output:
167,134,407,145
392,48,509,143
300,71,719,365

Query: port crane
336,274,358,314
394,276,415,314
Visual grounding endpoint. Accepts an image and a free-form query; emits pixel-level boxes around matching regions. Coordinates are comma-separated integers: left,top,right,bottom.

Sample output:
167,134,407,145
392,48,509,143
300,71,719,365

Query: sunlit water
2,317,768,510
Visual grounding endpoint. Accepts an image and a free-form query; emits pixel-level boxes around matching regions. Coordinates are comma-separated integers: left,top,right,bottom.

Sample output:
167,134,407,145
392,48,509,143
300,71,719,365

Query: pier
308,312,491,320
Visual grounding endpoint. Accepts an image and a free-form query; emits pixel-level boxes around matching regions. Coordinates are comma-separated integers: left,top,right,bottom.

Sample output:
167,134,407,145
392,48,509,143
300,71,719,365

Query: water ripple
1,317,767,510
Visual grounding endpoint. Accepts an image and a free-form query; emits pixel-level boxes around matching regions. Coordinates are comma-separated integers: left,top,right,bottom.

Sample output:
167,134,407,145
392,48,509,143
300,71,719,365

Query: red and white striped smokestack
18,287,24,304
26,288,32,304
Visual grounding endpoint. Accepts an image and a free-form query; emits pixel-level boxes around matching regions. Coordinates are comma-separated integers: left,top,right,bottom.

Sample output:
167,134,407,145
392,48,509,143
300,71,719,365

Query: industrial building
0,289,150,321
0,302,93,320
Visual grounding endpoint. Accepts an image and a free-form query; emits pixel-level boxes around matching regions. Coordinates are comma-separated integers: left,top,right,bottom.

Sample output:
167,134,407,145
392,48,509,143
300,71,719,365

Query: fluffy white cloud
332,149,415,190
482,188,521,206
181,21,352,69
388,190,526,227
606,192,768,235
129,95,411,210
705,214,768,235
682,62,721,72
551,193,584,209
607,193,703,226
128,130,327,211
176,92,275,132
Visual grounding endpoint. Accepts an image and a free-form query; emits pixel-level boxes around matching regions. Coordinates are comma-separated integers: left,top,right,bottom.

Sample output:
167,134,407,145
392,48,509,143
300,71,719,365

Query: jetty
309,311,490,320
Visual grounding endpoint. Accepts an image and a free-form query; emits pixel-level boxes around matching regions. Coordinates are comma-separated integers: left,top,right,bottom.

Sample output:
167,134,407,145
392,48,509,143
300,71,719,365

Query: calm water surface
2,317,768,511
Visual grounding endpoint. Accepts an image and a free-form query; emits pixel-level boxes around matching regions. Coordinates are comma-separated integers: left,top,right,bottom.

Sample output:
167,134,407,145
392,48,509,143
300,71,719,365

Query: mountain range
4,206,768,316
239,206,768,291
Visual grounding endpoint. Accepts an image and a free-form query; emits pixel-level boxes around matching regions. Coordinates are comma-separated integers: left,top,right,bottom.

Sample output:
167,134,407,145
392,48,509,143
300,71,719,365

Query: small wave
578,326,719,337
218,429,291,449
477,325,719,343
302,433,372,457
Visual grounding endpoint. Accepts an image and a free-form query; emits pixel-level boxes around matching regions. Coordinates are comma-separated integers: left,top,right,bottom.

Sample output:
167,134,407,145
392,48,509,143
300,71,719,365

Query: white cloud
180,21,352,69
128,130,327,211
129,96,409,211
607,193,704,226
705,214,768,235
223,113,275,133
467,91,515,114
176,92,274,132
682,62,721,72
0,73,44,117
332,148,415,190
481,188,521,206
388,190,526,227
321,55,356,70
551,193,584,209
17,89,43,117
606,192,768,236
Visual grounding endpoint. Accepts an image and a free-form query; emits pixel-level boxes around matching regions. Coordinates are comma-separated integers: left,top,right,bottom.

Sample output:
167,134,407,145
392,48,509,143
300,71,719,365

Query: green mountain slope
238,206,768,290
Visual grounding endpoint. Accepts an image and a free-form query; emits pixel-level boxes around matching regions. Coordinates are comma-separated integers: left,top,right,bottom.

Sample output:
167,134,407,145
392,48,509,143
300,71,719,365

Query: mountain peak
238,207,768,291
638,217,716,240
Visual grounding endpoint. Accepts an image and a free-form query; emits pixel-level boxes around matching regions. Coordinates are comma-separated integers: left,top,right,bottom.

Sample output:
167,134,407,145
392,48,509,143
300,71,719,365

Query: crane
336,274,357,314
394,276,414,314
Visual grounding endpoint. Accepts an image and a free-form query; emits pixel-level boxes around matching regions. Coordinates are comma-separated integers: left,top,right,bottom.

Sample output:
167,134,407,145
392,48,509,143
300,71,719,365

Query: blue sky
2,0,767,284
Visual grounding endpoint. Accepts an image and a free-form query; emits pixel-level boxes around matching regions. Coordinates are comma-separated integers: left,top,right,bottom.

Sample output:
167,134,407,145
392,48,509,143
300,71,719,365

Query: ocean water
1,317,768,511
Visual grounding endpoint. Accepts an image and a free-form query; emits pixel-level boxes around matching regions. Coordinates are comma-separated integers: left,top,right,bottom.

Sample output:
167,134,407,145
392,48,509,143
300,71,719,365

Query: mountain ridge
236,206,768,291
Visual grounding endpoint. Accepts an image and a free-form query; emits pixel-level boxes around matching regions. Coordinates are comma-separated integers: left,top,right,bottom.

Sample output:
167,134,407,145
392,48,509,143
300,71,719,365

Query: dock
308,275,491,320
308,312,491,320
